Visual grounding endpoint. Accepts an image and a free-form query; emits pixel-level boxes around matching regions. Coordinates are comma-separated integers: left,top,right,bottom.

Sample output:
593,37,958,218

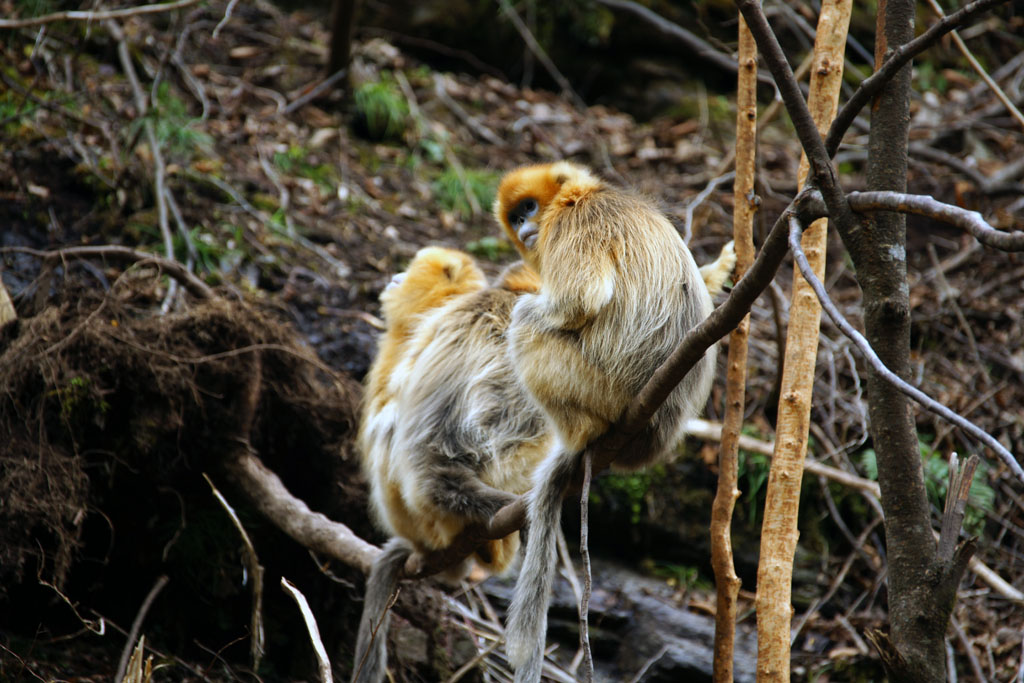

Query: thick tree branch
226,453,380,575
824,0,1009,157
847,191,1024,251
788,216,1024,483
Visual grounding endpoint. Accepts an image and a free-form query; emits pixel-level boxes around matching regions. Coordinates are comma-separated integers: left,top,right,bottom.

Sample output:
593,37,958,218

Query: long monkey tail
352,537,413,683
505,450,578,683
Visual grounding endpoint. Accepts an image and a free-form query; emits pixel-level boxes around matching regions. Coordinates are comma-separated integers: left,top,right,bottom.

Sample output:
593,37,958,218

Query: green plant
590,470,659,525
129,82,211,160
433,168,499,218
859,441,994,536
273,145,337,193
649,562,710,591
0,96,31,135
915,61,949,93
174,224,246,276
52,376,109,423
353,75,409,142
466,235,515,262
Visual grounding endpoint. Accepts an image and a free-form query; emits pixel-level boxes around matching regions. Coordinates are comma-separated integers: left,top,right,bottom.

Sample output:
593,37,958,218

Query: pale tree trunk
754,0,851,679
710,9,757,682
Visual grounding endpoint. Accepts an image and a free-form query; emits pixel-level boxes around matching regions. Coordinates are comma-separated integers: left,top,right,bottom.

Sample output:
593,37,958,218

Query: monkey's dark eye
508,198,539,227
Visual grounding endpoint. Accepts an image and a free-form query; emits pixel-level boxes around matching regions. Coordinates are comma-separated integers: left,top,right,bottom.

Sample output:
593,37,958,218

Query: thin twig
922,0,1024,132
951,615,988,683
0,245,214,300
578,451,595,682
788,215,1023,483
682,171,735,242
211,0,240,39
394,70,481,217
712,12,756,671
106,19,178,313
596,0,777,90
446,640,502,683
0,0,202,28
281,577,332,683
824,0,1009,157
496,0,586,109
554,531,585,675
847,191,1024,251
433,74,504,146
114,575,169,683
926,244,988,388
280,68,348,116
204,474,265,672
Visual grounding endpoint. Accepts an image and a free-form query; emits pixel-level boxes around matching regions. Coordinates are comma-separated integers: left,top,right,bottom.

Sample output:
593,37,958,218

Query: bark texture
754,0,851,678
711,13,757,681
852,0,955,679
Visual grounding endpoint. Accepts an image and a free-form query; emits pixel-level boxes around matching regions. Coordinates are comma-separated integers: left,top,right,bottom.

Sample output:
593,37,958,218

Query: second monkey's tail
505,450,578,683
352,536,413,683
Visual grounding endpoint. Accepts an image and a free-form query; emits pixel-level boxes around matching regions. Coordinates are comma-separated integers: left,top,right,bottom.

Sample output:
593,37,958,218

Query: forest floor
1,1,1023,681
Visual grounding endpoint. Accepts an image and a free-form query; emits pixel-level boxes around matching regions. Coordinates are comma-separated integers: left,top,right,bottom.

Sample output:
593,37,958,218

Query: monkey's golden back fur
494,163,718,681
358,248,549,574
495,162,716,458
360,246,487,432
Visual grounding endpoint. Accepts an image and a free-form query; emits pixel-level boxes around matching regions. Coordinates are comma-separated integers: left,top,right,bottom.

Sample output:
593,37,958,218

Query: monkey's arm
535,221,618,330
511,295,627,451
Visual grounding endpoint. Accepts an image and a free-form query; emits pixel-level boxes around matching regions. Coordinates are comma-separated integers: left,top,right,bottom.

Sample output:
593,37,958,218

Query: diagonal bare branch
595,0,776,89
824,0,1010,157
733,0,855,235
787,215,1024,483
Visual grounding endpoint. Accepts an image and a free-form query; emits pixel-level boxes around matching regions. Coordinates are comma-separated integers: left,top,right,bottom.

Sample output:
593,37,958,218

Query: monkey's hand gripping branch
402,188,821,579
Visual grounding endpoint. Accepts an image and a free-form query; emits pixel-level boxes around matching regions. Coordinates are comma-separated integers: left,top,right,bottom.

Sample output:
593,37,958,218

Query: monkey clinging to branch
353,247,551,683
494,162,719,682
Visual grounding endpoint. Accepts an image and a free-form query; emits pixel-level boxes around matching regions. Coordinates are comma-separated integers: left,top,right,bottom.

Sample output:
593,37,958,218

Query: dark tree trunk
840,0,970,679
328,0,360,78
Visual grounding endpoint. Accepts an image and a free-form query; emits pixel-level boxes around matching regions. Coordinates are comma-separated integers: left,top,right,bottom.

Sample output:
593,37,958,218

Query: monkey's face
493,161,599,270
507,198,540,249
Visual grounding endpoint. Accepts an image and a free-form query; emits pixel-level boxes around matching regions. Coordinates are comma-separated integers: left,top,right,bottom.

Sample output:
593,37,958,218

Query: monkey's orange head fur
379,246,485,324
493,161,601,268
